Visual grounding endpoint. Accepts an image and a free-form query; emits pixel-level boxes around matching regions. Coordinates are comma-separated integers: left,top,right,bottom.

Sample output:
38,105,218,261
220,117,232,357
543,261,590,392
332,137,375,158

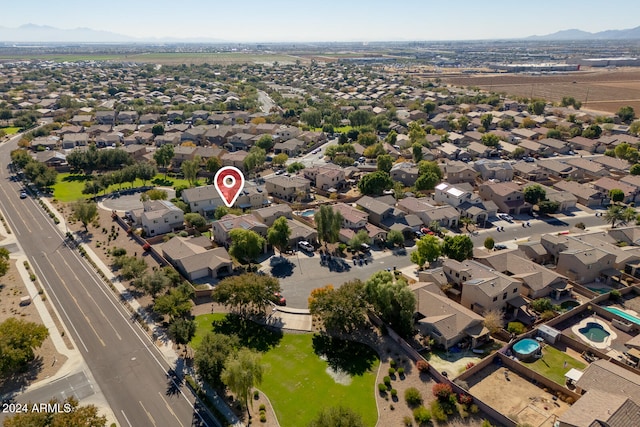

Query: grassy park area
191,314,379,427
1,126,20,135
523,345,586,384
52,172,193,202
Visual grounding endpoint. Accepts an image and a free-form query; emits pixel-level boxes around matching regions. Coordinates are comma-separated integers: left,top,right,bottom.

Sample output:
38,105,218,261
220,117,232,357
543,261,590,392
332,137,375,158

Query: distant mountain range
527,26,640,41
0,23,226,44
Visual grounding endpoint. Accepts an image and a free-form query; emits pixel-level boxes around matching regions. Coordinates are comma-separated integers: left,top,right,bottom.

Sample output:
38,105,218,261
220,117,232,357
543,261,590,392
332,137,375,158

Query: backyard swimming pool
299,209,316,218
606,307,640,325
578,322,610,343
512,338,541,361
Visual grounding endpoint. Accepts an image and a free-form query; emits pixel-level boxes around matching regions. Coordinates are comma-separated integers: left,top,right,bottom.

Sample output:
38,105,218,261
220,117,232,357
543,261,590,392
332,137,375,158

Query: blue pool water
578,322,610,343
512,338,540,358
300,209,316,218
606,307,640,325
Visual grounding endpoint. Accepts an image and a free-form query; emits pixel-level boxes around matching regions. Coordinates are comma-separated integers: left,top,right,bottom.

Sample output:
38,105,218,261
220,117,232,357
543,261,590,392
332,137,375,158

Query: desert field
444,68,640,114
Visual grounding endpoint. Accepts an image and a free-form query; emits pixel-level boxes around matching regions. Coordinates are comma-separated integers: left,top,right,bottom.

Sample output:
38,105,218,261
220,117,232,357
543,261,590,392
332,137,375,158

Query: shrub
470,404,479,414
378,383,387,394
260,414,266,423
541,310,556,321
403,415,413,426
253,390,259,400
413,406,431,424
390,359,397,368
531,298,554,313
481,420,494,427
610,289,622,300
430,400,448,422
432,382,453,400
389,367,396,376
397,367,405,376
111,247,127,257
416,360,429,372
383,376,391,387
507,321,526,335
465,362,475,370
390,389,398,398
258,403,265,410
458,393,473,405
404,387,422,406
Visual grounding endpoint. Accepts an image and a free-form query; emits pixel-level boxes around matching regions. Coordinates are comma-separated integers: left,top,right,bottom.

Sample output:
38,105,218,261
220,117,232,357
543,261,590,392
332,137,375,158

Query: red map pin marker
214,166,245,208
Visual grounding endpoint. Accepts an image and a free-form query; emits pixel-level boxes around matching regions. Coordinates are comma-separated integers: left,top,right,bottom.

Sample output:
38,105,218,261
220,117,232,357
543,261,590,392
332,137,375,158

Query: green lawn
522,345,586,384
1,126,20,135
191,314,379,427
52,173,194,202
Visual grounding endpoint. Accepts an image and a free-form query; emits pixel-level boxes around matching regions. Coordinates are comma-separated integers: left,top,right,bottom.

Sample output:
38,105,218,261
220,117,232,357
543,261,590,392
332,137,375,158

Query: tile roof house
95,110,116,125
478,181,530,215
412,282,490,350
303,164,346,191
592,177,638,204
564,157,608,178
442,160,477,185
264,176,311,202
397,196,461,228
332,203,369,229
211,214,268,246
553,180,604,207
252,204,293,227
513,162,550,182
442,259,522,314
592,155,630,173
537,159,581,180
161,236,232,281
221,150,248,171
132,200,184,237
475,251,571,299
390,162,419,187
434,182,497,223
181,185,223,217
473,159,514,181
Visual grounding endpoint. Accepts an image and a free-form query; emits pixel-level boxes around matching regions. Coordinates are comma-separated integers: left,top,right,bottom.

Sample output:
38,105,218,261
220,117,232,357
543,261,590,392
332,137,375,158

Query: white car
498,213,513,222
298,241,314,252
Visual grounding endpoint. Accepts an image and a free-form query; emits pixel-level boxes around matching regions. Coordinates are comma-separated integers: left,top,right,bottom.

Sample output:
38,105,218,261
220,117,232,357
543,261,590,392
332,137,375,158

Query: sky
4,0,640,42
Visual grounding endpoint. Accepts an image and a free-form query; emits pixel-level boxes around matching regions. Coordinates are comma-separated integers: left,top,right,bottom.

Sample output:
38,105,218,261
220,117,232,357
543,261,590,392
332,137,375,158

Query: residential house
205,126,233,146
173,146,198,167
592,177,638,204
221,150,248,171
274,126,301,140
412,282,490,350
443,259,522,315
564,157,608,178
264,176,311,202
161,236,232,281
433,183,497,225
95,110,116,125
513,162,550,182
518,139,543,156
117,110,138,125
538,137,571,155
181,127,207,145
390,162,419,187
355,196,397,228
436,142,460,160
139,113,160,125
466,141,493,158
252,204,293,227
61,133,89,149
234,182,269,210
537,159,581,180
33,151,66,169
397,197,460,229
30,135,59,151
475,251,571,299
568,135,603,153
474,159,514,181
122,144,147,161
181,185,223,217
154,134,181,146
443,160,477,185
226,133,255,152
274,138,305,157
553,180,603,206
287,218,318,247
211,214,267,246
332,203,369,229
478,181,530,215
620,174,640,193
70,114,92,125
512,128,540,141
127,200,185,237
304,164,346,191
592,155,630,174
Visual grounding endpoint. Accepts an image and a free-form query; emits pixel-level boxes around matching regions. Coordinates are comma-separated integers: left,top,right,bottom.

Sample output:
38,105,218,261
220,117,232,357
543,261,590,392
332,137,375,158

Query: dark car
494,244,508,251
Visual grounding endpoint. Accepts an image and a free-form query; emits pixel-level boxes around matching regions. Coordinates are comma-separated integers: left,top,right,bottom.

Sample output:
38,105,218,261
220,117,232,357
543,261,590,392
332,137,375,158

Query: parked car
20,191,27,199
498,213,513,222
272,292,286,306
494,244,508,251
298,241,314,252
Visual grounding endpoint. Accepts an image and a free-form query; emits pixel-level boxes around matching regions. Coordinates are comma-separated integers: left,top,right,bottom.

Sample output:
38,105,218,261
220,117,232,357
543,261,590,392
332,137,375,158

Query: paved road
275,209,612,309
0,142,215,427
257,90,276,114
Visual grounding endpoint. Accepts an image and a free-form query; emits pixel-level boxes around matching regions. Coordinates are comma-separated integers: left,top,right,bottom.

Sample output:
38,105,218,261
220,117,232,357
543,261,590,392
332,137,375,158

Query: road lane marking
42,253,106,348
159,392,185,427
58,256,122,341
120,410,133,427
30,257,89,353
139,400,157,426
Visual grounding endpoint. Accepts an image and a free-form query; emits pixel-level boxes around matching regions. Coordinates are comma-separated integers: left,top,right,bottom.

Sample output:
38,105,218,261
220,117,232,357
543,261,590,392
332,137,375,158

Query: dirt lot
444,68,640,114
0,259,68,395
467,364,570,427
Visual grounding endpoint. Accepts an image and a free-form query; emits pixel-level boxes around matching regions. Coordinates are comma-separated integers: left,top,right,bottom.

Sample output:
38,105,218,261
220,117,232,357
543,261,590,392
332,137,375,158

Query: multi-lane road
0,136,216,427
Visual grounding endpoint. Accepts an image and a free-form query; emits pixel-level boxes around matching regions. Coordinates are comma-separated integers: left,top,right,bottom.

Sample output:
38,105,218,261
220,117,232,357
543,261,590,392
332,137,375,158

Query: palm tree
622,206,639,226
460,216,475,232
604,205,625,229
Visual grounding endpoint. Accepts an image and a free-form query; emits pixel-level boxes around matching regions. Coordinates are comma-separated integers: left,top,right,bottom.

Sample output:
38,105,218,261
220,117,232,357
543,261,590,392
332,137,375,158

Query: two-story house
264,176,311,202
304,164,346,191
473,159,514,182
211,214,267,246
478,181,530,215
181,185,223,217
127,200,185,237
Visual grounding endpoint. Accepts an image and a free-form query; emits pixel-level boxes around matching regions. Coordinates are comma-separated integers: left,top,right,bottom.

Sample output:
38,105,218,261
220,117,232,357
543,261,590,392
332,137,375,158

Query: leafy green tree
206,156,222,181
609,188,625,204
582,124,602,139
348,229,372,251
617,106,635,123
457,116,470,132
153,284,193,321
3,396,107,427
0,318,48,375
307,406,366,427
153,144,174,178
82,180,104,199
255,134,274,151
10,149,33,169
364,271,416,337
212,273,281,316
546,128,562,139
460,216,475,231
386,229,404,247
272,153,289,166
385,130,398,144
138,269,171,297
145,189,168,200
151,124,165,136
363,142,385,158
358,171,393,196
538,200,560,214
524,184,546,205
484,237,495,250
308,280,368,333
315,205,343,248
168,317,196,347
287,162,305,174
195,333,240,387
441,235,474,262
529,100,546,115
377,154,393,173
221,348,264,419
267,217,291,255
24,162,57,189
357,132,378,147
418,161,443,180
229,229,265,265
301,109,322,128
415,172,439,192
71,200,98,232
412,143,423,163
408,122,427,145
411,235,441,268
423,101,437,115
630,121,640,136
480,113,493,130
116,256,148,281
631,164,640,176
181,156,201,186
623,206,639,225
348,110,373,127
244,146,266,175
481,133,500,147
0,247,9,277
184,212,207,229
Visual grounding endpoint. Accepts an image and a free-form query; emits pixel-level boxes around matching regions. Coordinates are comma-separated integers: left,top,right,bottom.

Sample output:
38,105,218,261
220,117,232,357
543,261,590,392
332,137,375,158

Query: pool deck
571,317,617,350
